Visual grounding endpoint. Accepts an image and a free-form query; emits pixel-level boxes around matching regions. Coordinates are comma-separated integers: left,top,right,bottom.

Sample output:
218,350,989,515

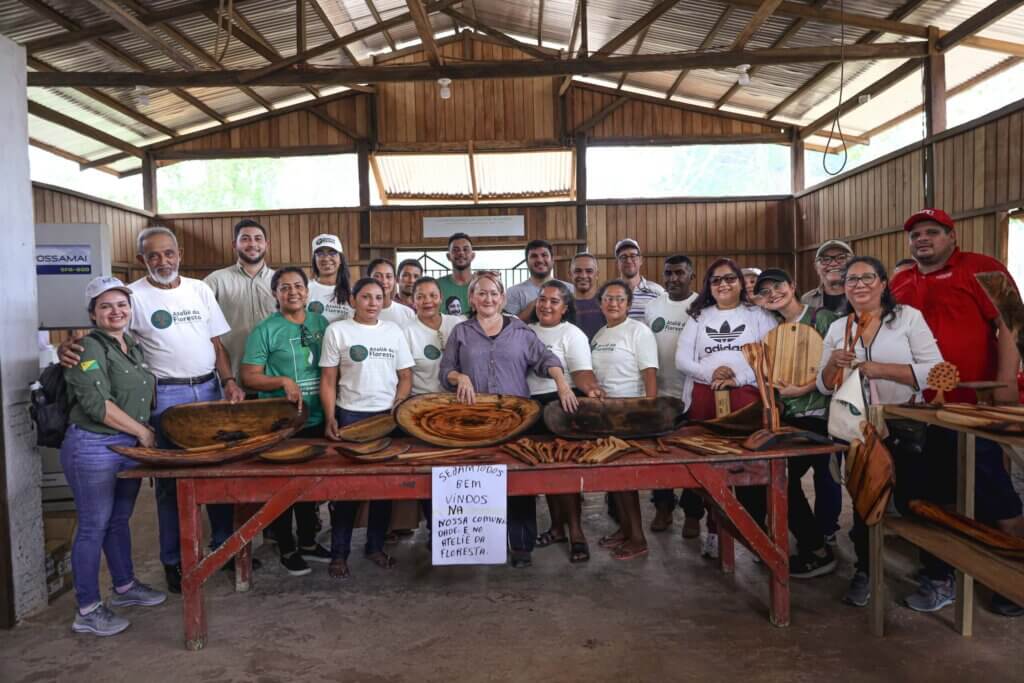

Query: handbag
844,421,895,526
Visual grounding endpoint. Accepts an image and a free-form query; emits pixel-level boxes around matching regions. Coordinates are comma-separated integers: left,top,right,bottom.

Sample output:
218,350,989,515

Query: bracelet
220,376,236,388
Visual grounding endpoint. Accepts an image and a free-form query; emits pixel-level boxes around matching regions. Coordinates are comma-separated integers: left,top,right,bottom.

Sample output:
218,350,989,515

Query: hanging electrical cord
213,0,235,64
823,0,849,176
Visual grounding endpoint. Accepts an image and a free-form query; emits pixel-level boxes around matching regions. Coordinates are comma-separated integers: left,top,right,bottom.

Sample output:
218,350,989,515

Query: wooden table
121,427,840,650
873,406,1024,636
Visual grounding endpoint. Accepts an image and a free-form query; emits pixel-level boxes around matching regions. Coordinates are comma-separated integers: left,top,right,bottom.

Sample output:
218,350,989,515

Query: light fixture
437,77,452,100
736,64,751,87
858,94,872,105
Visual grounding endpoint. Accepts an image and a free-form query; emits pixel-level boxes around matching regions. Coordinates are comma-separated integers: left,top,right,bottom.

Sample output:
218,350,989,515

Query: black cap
754,268,792,292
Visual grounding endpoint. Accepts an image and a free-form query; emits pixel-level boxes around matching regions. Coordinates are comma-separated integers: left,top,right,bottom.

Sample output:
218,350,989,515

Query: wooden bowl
395,393,541,447
543,397,685,440
159,397,303,448
258,444,326,464
112,428,296,467
334,414,397,443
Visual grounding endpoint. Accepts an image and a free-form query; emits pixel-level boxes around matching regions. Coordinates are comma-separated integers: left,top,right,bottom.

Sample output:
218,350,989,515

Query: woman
675,258,777,558
589,280,658,560
62,276,166,637
241,267,331,577
368,258,416,327
307,233,353,323
320,277,414,578
755,268,839,579
439,271,573,568
402,277,464,396
528,281,601,563
816,257,942,608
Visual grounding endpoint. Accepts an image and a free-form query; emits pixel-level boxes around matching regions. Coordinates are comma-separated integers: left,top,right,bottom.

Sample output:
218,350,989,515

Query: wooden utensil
335,437,392,455
337,443,412,463
335,414,397,443
763,322,825,387
926,362,960,405
910,499,1024,558
976,271,1024,365
543,396,686,439
395,393,541,447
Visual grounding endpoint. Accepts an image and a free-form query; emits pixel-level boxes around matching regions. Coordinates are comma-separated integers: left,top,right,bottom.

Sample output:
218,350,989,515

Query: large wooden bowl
112,428,296,467
543,397,685,440
335,414,396,443
394,393,541,447
159,397,303,448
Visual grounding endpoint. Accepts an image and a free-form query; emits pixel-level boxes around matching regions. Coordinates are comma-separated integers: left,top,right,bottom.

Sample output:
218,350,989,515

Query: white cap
312,233,343,254
741,268,762,277
85,276,131,303
614,238,641,255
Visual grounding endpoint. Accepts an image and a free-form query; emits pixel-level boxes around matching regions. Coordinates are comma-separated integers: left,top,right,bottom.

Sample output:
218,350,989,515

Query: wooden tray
112,428,296,467
258,444,326,464
335,414,397,443
543,397,685,440
763,322,824,387
337,443,412,463
159,397,302,448
395,393,541,447
937,408,1024,433
335,437,392,454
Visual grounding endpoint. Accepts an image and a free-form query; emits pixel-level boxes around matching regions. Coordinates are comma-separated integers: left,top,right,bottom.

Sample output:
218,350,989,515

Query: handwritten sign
431,465,507,565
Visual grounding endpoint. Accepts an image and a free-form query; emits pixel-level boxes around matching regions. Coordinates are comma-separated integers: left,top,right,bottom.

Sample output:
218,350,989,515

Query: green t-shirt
242,312,329,427
778,305,837,419
437,275,470,316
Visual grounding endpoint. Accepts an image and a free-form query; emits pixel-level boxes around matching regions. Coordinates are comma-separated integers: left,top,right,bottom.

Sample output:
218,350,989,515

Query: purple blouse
439,316,562,398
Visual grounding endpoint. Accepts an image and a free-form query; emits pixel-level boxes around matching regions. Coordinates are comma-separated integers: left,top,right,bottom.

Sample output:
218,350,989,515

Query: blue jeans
60,425,141,608
151,379,234,566
330,408,392,559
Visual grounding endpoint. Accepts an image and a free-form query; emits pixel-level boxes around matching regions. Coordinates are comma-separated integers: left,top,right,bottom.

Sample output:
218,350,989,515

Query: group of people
56,207,1024,637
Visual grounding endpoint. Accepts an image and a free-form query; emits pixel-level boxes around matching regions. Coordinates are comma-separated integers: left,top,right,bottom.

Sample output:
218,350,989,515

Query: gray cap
614,238,641,255
85,276,131,303
814,239,853,260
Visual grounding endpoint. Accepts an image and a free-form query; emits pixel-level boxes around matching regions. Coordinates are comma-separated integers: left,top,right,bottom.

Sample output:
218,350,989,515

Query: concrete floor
2,483,1022,683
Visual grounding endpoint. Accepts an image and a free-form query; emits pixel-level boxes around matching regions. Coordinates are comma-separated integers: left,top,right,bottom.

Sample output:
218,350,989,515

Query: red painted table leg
233,504,259,592
718,514,736,574
178,479,207,651
766,459,790,627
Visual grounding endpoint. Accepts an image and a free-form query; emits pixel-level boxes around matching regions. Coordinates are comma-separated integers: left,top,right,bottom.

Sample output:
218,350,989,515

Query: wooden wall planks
934,108,1024,213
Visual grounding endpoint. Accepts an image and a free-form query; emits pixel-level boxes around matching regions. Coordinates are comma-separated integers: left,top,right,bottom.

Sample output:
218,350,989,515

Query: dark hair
528,280,577,326
366,258,395,277
412,275,440,296
351,276,385,300
448,232,472,248
688,258,750,319
842,256,899,324
397,258,423,277
894,258,916,268
571,252,597,266
233,218,267,240
597,279,633,307
664,254,693,269
525,239,552,258
270,267,308,310
310,243,351,307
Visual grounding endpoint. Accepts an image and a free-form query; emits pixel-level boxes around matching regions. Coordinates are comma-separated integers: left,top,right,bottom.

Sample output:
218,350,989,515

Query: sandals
328,559,350,579
598,533,626,549
366,551,397,569
612,544,649,561
536,530,568,547
569,542,590,563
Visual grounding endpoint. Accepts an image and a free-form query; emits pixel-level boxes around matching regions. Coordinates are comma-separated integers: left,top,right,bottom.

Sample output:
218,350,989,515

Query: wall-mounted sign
423,215,525,239
36,244,92,275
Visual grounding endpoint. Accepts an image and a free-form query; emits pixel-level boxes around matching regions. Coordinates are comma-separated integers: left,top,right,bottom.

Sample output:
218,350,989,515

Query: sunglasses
709,274,740,287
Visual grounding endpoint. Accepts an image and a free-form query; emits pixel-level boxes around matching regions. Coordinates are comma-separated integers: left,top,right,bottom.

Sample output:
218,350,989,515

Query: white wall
0,35,46,618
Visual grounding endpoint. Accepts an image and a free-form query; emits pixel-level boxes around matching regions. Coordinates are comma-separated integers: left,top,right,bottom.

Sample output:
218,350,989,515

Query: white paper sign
423,215,525,238
431,465,507,565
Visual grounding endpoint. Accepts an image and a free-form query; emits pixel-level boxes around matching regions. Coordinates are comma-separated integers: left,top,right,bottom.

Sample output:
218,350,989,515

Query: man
742,267,762,304
801,240,853,315
395,259,423,308
367,258,417,326
505,239,574,321
437,233,475,315
645,256,701,537
892,257,916,277
571,252,605,340
59,227,246,594
891,208,1024,616
614,238,665,320
204,219,276,382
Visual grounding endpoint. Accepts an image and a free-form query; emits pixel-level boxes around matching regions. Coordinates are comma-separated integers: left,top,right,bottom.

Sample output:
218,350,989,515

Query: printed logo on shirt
650,317,667,333
349,345,369,362
79,359,99,373
308,301,325,314
151,310,173,329
705,321,745,343
424,344,441,360
591,342,616,353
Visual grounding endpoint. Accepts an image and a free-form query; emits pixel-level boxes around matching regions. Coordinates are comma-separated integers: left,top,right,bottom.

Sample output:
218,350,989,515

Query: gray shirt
627,277,666,320
504,278,575,316
204,261,276,378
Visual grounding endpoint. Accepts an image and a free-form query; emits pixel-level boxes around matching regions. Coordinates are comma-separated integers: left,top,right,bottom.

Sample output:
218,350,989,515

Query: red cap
904,208,954,232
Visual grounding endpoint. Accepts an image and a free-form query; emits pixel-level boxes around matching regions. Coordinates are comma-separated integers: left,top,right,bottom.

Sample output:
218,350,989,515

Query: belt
157,372,217,386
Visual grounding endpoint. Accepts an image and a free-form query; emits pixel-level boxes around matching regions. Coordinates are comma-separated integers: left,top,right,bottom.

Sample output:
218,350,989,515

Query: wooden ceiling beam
297,0,308,56
307,105,366,141
28,101,145,157
537,0,544,47
30,41,929,87
85,0,197,71
574,95,628,133
442,9,556,61
665,6,733,99
938,0,1024,52
30,138,121,177
406,0,445,66
306,0,363,65
365,0,398,52
594,0,680,58
729,0,784,50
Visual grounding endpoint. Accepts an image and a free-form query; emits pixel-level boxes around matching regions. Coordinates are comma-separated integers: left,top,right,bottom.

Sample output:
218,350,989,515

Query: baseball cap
311,233,343,254
741,267,762,277
85,276,131,303
903,208,954,232
614,238,641,255
754,268,792,292
814,239,854,261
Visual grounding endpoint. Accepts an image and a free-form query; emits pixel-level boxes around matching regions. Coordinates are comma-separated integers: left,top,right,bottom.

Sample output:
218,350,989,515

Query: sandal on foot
598,534,626,549
569,542,590,563
366,551,397,569
612,544,649,561
536,530,568,547
328,559,350,579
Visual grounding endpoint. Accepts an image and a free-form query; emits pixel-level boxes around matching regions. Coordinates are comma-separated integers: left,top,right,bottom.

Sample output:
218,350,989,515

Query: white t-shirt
505,279,575,316
402,315,463,395
527,322,592,396
307,280,353,323
590,318,659,398
128,276,230,379
379,301,417,327
320,319,414,411
644,292,698,401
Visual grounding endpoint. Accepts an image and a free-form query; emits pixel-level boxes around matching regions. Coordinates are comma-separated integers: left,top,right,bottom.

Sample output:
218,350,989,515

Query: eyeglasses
601,295,628,304
844,273,879,288
616,252,641,262
709,274,740,287
756,281,787,298
817,254,851,266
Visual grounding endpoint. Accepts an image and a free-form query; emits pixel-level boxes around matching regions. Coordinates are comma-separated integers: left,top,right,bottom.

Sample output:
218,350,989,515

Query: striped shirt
627,277,666,321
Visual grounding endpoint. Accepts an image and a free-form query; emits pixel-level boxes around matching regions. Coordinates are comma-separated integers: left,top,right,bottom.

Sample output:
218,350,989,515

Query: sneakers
904,575,955,613
843,571,871,607
72,604,130,637
991,593,1024,618
163,563,181,594
298,543,332,564
110,582,167,608
701,532,719,560
681,516,702,539
280,552,312,577
790,547,837,579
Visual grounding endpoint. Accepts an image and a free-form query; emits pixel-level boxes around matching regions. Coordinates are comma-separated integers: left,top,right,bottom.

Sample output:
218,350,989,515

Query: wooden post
575,133,587,247
142,151,157,214
955,431,976,636
869,522,885,636
923,26,946,207
358,140,372,262
790,127,803,285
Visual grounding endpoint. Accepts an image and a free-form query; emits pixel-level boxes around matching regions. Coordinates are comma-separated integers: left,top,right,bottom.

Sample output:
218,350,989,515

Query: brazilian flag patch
79,359,99,373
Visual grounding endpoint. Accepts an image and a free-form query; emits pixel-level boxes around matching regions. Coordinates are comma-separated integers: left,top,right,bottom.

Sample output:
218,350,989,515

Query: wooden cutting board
936,409,1024,433
763,322,824,387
